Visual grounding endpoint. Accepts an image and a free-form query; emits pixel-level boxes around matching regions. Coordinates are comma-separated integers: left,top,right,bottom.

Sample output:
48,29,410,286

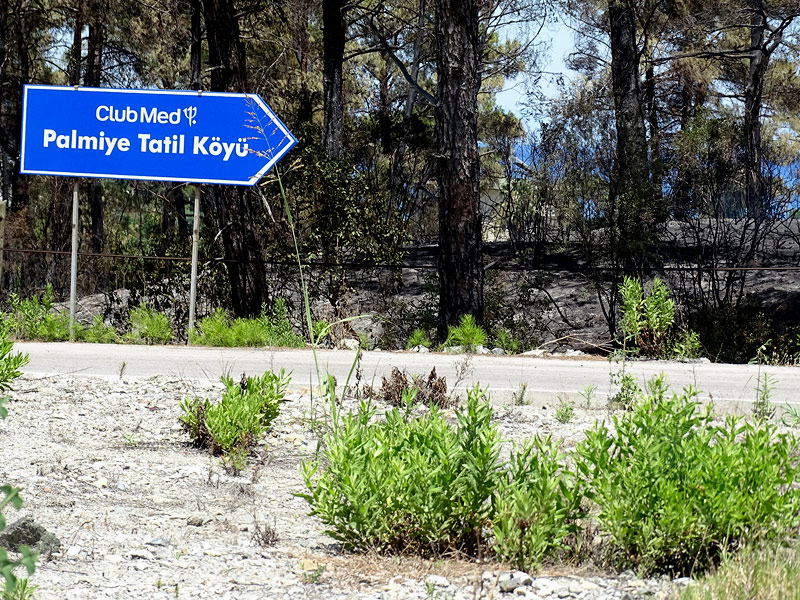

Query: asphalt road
12,341,800,411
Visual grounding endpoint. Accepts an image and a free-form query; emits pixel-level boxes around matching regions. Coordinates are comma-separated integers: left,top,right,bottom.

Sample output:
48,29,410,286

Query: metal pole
70,180,79,340
188,184,201,339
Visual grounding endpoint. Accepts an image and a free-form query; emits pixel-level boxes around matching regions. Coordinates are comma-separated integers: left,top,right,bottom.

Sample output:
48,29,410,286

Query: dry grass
680,543,800,600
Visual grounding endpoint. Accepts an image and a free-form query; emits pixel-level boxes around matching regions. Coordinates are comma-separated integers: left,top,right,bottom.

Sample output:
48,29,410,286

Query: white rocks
523,349,547,357
335,339,361,351
425,575,451,588
499,571,533,592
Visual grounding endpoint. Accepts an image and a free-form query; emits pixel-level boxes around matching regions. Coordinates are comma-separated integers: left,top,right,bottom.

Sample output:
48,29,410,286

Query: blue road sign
20,85,297,186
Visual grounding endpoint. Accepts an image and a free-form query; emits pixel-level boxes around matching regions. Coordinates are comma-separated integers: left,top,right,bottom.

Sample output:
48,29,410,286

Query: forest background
1,0,799,363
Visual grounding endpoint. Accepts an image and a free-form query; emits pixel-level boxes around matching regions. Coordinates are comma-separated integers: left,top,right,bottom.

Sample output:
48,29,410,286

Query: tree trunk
189,0,202,90
435,0,484,339
744,0,768,226
293,0,313,127
607,0,652,264
322,0,346,159
201,0,269,317
84,8,105,252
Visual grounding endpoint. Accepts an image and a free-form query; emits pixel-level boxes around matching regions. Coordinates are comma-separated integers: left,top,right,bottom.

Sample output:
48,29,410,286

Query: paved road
13,341,800,411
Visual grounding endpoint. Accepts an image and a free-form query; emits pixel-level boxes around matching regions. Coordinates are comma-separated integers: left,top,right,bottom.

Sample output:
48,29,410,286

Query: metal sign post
69,180,79,340
188,185,201,335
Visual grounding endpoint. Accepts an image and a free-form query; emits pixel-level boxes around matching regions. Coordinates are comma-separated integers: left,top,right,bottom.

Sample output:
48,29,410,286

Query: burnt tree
200,0,270,316
434,0,484,339
322,0,346,159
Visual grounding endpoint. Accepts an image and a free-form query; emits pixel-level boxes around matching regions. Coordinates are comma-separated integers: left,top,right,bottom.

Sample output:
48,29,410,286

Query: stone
0,516,62,557
499,571,533,592
410,345,430,353
335,338,361,351
523,349,547,357
425,575,450,588
491,347,506,355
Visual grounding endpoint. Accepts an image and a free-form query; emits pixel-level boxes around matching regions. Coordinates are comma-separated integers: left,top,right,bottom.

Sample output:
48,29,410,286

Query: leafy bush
493,436,582,570
0,333,36,594
300,387,503,555
554,397,575,423
575,376,800,575
443,314,487,352
125,303,173,344
191,300,304,348
619,277,701,359
493,328,521,355
179,370,290,455
405,328,431,350
81,315,119,344
2,285,73,342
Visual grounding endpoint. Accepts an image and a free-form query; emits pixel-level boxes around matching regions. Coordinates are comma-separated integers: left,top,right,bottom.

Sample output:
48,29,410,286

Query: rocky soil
0,373,696,600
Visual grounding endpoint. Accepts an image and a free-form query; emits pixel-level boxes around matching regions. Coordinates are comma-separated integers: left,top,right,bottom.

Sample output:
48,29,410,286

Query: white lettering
96,106,110,121
140,107,157,124
138,133,151,151
193,136,208,155
43,129,56,146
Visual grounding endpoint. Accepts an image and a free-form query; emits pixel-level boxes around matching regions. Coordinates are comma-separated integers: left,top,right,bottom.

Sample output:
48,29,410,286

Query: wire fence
4,246,800,272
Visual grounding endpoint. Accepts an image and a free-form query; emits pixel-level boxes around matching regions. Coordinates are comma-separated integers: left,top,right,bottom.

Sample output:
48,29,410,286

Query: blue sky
495,20,576,127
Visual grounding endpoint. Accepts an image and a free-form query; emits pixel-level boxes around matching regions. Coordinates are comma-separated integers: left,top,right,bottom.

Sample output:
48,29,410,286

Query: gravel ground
1,372,693,600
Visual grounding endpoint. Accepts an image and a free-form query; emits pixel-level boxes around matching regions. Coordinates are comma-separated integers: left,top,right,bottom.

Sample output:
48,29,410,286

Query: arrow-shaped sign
20,85,297,186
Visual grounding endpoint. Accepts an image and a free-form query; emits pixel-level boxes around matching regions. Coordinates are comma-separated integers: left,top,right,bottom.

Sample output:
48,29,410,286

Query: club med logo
96,104,198,127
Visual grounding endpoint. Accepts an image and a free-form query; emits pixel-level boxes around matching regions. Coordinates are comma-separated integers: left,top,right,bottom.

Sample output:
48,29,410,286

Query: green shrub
405,328,431,350
81,315,119,344
179,370,290,455
311,319,330,345
2,285,74,342
1,576,36,599
191,300,303,348
493,328,521,355
554,397,575,423
300,387,503,555
493,436,582,570
575,376,800,575
619,277,701,359
443,314,487,352
0,333,36,594
125,303,173,344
